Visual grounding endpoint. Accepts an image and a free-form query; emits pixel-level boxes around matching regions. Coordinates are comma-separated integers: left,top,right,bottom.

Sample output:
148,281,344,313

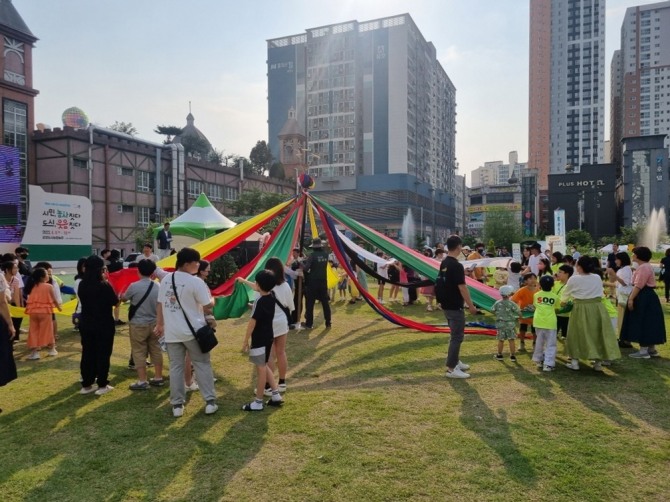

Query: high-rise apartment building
529,0,606,190
470,151,526,188
611,1,670,160
267,14,457,240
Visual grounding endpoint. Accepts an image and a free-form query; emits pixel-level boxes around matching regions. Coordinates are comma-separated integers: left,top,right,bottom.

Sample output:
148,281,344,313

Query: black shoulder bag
271,291,291,325
171,273,218,353
128,281,154,321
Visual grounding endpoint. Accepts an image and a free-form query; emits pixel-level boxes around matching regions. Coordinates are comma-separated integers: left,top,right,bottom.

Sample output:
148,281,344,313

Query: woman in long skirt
561,256,621,371
620,246,666,358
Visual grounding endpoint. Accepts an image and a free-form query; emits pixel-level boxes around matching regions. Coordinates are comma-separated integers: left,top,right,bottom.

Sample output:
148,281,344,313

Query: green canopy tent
157,193,236,240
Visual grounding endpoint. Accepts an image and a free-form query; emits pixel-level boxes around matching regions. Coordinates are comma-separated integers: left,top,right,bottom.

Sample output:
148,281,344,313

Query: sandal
426,305,434,312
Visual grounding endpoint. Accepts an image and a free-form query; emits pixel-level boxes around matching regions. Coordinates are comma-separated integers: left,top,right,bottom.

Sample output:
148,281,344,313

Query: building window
117,204,134,214
187,179,203,199
136,171,156,192
72,157,88,169
207,183,223,202
163,174,173,194
117,166,133,176
224,186,239,201
138,207,151,227
3,99,27,215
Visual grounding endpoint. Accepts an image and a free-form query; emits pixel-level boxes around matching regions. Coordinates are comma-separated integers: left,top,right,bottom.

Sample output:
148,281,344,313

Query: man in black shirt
15,247,32,278
303,238,331,329
435,235,478,379
606,243,620,271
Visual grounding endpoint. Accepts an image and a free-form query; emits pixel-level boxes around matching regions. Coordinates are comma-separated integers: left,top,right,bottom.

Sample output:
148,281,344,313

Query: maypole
294,172,316,328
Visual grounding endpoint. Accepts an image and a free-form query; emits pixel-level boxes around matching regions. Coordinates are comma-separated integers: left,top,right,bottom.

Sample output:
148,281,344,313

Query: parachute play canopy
17,190,504,336
157,192,236,240
145,192,504,335
12,192,507,335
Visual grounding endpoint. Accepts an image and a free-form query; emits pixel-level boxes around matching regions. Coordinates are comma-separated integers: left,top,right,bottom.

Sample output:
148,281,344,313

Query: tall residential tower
529,0,606,187
611,1,670,158
267,14,457,241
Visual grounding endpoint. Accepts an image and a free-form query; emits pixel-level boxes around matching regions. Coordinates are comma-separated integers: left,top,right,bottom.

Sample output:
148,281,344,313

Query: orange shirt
467,251,485,280
511,286,535,325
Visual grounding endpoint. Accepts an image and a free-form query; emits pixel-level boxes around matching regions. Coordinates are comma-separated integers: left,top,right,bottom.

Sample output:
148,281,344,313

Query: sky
15,0,644,184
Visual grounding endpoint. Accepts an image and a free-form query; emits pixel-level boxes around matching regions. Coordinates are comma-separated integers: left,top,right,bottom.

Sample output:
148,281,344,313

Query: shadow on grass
550,355,670,431
1,372,272,501
448,381,538,486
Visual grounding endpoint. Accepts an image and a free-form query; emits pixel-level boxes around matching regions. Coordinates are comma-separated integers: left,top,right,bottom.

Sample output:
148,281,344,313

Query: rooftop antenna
189,101,192,114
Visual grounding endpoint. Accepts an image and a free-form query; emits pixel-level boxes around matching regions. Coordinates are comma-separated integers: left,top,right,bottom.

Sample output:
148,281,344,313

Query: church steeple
277,107,306,178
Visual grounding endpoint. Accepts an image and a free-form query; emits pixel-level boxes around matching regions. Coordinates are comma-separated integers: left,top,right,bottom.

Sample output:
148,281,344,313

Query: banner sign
21,185,92,260
554,209,566,236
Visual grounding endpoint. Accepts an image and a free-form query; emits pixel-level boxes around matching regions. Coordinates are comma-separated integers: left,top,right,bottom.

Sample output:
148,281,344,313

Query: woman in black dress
0,272,18,412
659,248,670,303
78,255,120,395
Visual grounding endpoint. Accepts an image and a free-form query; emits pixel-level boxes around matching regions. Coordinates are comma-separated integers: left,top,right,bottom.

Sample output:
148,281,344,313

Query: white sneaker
94,385,114,395
185,382,199,392
629,351,650,359
173,405,184,418
79,386,96,395
446,367,470,379
205,402,218,415
542,365,554,372
47,348,58,357
278,383,287,393
456,361,470,371
565,359,580,370
593,361,603,372
27,352,40,360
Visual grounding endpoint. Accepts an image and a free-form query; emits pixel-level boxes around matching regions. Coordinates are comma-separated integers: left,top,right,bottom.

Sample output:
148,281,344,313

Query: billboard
0,145,22,243
21,185,92,261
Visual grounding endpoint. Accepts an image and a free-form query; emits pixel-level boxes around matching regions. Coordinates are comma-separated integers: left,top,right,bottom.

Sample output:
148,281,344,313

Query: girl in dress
25,268,62,360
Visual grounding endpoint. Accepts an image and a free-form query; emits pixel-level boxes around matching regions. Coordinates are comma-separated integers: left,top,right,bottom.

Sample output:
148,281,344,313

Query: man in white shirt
136,243,159,263
155,247,217,418
525,243,543,276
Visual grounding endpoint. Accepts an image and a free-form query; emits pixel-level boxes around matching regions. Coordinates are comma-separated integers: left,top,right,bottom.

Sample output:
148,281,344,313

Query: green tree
134,222,159,252
181,135,211,160
207,253,238,289
227,155,255,177
109,121,138,136
249,140,272,176
269,161,285,179
208,148,225,165
565,229,593,248
154,125,183,144
620,225,642,245
483,208,523,250
228,189,288,217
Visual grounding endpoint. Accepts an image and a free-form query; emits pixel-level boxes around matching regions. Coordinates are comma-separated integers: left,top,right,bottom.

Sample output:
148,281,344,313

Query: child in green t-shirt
492,285,521,362
532,275,561,371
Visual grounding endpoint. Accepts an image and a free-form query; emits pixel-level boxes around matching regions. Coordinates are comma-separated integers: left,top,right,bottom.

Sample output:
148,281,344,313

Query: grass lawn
1,297,669,502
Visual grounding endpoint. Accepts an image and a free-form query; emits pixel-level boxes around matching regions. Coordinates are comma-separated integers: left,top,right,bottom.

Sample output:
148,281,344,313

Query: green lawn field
1,297,668,502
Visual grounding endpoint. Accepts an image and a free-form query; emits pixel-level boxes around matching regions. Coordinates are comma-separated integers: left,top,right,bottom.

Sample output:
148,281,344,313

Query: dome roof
174,112,212,152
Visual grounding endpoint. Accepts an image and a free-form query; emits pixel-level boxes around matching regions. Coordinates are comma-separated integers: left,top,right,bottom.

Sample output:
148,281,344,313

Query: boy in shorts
492,285,521,362
241,270,284,411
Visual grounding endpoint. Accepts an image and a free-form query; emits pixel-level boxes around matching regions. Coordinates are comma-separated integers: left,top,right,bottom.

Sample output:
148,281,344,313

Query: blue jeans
444,309,465,370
